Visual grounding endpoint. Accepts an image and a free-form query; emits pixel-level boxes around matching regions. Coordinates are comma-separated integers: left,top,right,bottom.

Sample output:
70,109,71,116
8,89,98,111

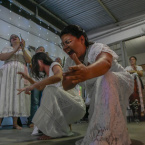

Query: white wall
0,5,68,125
88,21,145,45
0,5,68,67
88,18,145,68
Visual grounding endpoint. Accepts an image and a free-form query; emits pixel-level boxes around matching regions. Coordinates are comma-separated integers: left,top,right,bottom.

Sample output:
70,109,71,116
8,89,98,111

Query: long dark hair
31,52,53,79
60,25,94,47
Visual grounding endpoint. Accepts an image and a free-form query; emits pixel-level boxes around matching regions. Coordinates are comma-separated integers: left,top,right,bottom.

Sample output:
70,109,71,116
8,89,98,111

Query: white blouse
125,65,143,71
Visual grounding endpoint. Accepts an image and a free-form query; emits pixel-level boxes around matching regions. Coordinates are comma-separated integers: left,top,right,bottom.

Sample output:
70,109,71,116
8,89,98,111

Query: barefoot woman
18,52,85,140
0,34,31,130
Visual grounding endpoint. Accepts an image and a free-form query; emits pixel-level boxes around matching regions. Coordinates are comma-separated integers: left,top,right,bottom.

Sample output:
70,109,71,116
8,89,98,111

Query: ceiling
125,36,145,56
2,0,145,56
14,0,145,33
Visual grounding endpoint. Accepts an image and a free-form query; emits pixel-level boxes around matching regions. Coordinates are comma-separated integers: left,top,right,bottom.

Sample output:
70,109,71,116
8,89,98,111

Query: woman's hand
17,85,35,95
17,71,30,80
20,39,25,50
63,53,90,84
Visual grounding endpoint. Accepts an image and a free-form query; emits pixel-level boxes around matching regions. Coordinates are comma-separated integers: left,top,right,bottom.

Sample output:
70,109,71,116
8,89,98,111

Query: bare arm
0,48,18,61
17,65,62,95
22,49,31,63
26,77,36,84
137,70,143,77
17,72,36,84
21,39,31,63
128,69,143,77
34,65,62,90
63,52,112,90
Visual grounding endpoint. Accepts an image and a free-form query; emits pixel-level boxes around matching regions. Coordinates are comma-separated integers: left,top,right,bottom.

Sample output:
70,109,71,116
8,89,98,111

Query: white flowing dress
0,47,31,117
64,43,134,145
32,62,86,137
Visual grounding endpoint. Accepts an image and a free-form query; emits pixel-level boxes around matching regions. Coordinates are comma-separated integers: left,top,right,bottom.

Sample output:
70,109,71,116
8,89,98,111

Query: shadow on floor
26,137,82,145
131,139,144,145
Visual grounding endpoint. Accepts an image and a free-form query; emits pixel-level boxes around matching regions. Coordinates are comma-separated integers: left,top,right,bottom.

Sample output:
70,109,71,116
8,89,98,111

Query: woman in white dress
125,56,144,120
17,52,86,140
0,34,31,129
60,25,134,145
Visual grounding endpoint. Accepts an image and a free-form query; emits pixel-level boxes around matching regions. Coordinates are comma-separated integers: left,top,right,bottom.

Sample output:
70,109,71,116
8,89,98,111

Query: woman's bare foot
13,125,22,130
38,135,51,140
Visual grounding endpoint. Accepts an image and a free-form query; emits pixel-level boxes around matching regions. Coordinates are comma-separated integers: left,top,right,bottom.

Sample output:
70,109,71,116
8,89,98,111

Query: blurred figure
125,56,144,120
27,46,45,128
45,52,49,56
0,34,31,129
55,57,62,66
35,46,45,53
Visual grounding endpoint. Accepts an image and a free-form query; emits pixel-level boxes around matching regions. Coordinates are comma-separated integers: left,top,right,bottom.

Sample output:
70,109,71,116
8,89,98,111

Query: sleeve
0,47,11,53
51,62,62,69
125,66,131,71
88,43,119,64
49,62,62,78
137,66,143,71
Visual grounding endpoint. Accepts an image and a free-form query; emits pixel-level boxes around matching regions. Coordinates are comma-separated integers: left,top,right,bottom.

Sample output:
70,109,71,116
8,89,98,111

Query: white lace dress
64,43,134,145
0,46,31,117
32,62,86,137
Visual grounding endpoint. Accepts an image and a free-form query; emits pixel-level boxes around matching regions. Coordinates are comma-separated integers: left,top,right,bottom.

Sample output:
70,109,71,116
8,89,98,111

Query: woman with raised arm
17,52,85,140
0,34,31,129
60,25,134,145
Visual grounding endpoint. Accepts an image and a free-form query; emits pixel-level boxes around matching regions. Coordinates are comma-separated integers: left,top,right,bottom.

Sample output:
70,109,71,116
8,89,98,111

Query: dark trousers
28,89,42,124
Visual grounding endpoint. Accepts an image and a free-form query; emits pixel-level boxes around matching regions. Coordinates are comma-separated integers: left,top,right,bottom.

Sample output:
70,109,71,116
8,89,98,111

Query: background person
0,34,31,129
55,57,62,66
60,25,134,145
125,56,144,121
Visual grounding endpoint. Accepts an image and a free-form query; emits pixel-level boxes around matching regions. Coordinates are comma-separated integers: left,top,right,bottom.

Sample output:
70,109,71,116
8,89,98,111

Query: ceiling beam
97,0,118,23
27,0,68,28
13,0,68,30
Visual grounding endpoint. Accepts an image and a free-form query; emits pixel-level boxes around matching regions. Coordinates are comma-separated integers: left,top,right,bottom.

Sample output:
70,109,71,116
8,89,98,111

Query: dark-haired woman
17,52,85,140
125,56,144,120
0,34,31,129
60,25,134,145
